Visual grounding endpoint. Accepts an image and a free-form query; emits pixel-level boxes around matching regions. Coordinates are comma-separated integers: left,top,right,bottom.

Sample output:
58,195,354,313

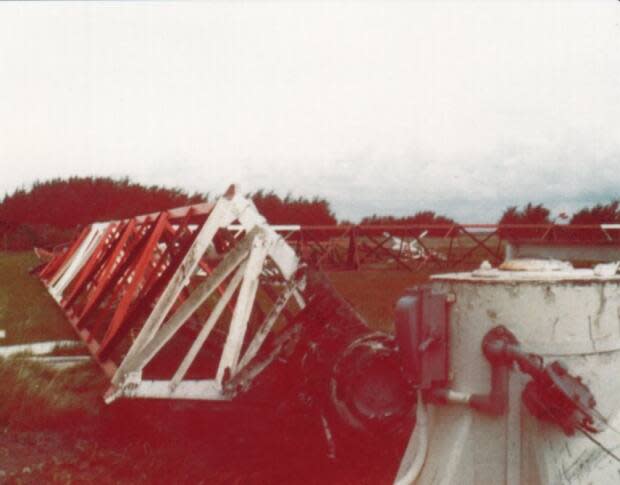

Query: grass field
328,269,429,332
0,251,429,483
0,252,76,345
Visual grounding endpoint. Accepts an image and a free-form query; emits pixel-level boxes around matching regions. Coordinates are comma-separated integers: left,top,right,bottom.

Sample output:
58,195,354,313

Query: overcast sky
1,1,619,222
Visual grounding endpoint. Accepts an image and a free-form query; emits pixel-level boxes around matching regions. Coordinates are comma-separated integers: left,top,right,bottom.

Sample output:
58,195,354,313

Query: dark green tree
497,203,552,239
0,176,206,229
360,211,455,237
249,190,337,226
570,200,620,241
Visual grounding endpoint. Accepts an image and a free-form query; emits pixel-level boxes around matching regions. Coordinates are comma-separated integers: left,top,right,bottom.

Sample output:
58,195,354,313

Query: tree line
359,212,456,237
0,176,618,249
0,177,337,249
498,201,620,240
0,177,206,229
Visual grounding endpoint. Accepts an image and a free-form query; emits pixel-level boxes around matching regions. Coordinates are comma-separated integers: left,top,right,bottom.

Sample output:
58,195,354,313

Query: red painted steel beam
98,212,170,355
364,233,413,271
74,219,138,326
139,210,196,296
85,220,157,338
61,223,118,310
458,227,503,263
97,217,205,360
358,233,393,264
40,226,90,281
132,202,214,224
65,313,118,379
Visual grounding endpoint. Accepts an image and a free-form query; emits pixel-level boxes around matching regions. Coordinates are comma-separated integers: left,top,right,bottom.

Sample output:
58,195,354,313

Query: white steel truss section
37,185,305,404
96,185,305,403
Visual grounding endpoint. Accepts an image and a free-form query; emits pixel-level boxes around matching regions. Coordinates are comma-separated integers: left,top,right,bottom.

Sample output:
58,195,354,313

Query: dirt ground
0,253,425,484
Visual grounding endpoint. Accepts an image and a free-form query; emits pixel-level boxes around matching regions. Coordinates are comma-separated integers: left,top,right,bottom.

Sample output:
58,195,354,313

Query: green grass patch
0,357,107,428
327,270,429,332
0,252,100,428
0,251,76,345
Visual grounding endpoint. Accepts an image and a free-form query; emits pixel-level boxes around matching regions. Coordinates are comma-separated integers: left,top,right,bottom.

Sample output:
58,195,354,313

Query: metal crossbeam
282,223,620,271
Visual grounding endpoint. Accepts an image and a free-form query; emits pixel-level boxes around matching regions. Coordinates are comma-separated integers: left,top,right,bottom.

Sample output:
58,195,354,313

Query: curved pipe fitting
469,364,510,416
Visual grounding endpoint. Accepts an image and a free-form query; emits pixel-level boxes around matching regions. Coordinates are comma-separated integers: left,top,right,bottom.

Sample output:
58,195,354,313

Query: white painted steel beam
216,235,269,382
109,188,304,399
105,379,228,402
114,229,257,381
227,224,301,232
170,261,247,389
237,279,298,371
119,198,237,365
41,185,305,404
49,223,109,300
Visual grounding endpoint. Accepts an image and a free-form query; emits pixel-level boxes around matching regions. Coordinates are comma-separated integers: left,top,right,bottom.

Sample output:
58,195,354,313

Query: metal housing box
394,286,449,389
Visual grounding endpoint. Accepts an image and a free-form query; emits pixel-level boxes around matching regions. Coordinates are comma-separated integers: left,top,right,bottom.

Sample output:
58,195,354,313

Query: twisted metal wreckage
35,185,415,462
34,186,620,484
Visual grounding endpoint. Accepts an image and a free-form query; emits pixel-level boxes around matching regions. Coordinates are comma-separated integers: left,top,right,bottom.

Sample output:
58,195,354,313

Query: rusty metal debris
237,272,415,452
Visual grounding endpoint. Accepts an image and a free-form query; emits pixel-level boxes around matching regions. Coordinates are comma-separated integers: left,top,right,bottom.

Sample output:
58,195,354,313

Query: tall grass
0,358,107,428
0,251,103,430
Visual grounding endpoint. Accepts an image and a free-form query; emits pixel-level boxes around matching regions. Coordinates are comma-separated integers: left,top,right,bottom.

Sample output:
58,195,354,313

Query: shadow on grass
0,358,403,484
